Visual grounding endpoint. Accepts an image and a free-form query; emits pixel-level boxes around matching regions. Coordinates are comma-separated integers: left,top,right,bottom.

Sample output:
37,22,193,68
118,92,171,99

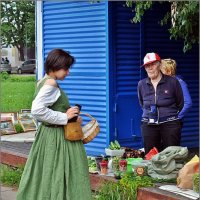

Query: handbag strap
80,112,95,120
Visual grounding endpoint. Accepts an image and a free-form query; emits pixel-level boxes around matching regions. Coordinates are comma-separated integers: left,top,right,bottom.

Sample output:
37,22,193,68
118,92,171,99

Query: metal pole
25,23,27,60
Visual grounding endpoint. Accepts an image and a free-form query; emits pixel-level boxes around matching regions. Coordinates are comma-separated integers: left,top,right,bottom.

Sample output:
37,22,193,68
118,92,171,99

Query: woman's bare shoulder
44,79,58,87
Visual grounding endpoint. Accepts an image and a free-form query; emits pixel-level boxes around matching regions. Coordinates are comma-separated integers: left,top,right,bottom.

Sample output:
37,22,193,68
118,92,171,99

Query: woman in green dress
17,49,92,200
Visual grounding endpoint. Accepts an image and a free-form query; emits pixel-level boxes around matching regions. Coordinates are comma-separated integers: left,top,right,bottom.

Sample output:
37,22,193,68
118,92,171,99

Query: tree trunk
17,45,25,61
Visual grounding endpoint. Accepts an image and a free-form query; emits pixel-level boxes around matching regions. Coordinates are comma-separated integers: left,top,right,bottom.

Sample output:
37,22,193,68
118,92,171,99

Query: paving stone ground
1,185,17,200
0,132,35,200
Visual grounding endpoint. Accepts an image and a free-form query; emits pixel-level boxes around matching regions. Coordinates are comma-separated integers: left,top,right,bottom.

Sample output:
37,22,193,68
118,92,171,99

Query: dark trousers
141,120,182,154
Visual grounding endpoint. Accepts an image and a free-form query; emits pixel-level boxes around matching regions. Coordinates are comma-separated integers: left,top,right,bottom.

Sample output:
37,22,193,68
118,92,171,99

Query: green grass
1,74,36,112
0,164,24,187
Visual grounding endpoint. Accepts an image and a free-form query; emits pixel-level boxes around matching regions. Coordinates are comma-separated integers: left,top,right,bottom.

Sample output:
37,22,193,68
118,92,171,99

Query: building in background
1,46,35,69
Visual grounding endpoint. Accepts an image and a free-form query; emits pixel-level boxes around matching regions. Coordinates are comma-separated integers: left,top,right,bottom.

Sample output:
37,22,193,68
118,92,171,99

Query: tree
125,1,199,53
1,1,35,61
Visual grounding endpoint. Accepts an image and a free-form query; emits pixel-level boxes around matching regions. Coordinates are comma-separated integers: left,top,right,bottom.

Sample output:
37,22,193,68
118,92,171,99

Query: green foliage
9,75,36,82
0,164,24,187
97,173,154,200
126,1,153,23
0,74,36,82
96,172,177,199
119,173,154,199
14,123,24,133
1,75,35,112
0,71,9,80
125,1,199,53
1,1,35,60
192,173,199,193
166,2,199,53
97,181,123,200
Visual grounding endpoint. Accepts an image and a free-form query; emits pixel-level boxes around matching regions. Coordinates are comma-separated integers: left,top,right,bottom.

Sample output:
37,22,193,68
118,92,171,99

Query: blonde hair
161,58,177,76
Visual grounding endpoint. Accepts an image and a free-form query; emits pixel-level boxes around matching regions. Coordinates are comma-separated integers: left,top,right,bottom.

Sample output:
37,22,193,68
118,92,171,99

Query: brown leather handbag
64,121,83,141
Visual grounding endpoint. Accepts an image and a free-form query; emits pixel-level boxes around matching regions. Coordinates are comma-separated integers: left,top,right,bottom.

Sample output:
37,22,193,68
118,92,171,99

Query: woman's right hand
66,107,79,120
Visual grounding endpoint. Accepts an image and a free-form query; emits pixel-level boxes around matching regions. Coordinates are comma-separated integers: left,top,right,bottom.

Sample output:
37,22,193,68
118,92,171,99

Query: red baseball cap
141,52,161,67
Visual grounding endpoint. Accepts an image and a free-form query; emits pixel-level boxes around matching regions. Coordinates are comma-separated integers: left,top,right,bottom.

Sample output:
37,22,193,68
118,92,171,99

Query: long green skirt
16,125,92,200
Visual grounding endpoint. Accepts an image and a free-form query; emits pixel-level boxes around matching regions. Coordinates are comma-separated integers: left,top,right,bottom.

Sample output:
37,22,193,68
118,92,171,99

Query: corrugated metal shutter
113,2,143,148
142,2,199,148
43,1,108,155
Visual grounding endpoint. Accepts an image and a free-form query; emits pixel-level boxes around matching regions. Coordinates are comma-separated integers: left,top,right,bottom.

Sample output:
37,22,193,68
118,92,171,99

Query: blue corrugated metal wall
42,1,108,155
141,2,199,148
41,1,198,156
111,2,143,148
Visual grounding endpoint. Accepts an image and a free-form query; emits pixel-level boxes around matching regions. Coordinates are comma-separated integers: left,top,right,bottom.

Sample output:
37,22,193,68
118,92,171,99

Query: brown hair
161,58,176,76
45,49,75,73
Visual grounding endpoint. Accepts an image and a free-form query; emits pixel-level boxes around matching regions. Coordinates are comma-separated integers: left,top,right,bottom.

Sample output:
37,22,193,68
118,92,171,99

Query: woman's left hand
77,116,82,124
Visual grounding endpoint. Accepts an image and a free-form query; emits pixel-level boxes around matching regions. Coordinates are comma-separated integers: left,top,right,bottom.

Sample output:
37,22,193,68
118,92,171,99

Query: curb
1,149,28,167
1,131,35,143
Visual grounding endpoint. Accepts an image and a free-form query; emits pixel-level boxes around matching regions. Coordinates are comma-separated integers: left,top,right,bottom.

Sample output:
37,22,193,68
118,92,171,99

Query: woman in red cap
137,52,184,155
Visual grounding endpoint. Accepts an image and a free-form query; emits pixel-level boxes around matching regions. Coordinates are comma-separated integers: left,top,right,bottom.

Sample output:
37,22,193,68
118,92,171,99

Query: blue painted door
115,95,142,144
